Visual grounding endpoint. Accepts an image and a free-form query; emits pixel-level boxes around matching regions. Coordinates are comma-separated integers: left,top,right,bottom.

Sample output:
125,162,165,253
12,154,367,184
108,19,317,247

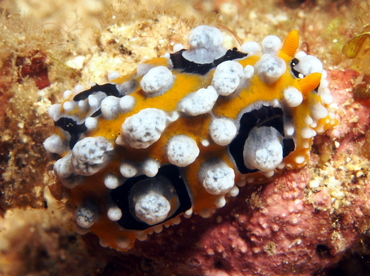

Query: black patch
90,109,102,117
290,58,302,78
111,164,192,230
283,138,295,157
73,83,121,101
55,117,87,148
229,106,295,174
170,48,248,75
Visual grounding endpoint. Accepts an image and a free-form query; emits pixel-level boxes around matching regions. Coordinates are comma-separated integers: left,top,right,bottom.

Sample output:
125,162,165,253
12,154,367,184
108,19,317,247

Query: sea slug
44,25,337,251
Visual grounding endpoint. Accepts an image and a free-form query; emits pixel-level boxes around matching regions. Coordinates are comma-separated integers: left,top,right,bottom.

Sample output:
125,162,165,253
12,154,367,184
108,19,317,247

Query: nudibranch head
44,25,337,251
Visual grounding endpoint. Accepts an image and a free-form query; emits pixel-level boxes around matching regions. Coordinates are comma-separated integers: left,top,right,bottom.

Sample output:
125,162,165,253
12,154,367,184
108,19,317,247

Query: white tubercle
120,161,138,178
311,103,328,120
141,158,160,177
119,108,169,149
88,91,106,110
53,153,73,179
104,173,121,189
199,159,235,195
134,190,171,225
71,136,114,176
140,66,174,96
244,65,255,79
75,203,99,229
182,25,227,64
173,43,184,52
101,96,120,119
284,87,303,108
243,126,283,172
108,71,121,81
293,55,323,76
256,54,286,84
107,206,123,221
167,135,199,167
178,86,218,116
209,118,237,146
63,101,77,113
43,134,67,155
48,104,62,122
78,99,89,113
240,41,261,55
119,95,135,113
63,89,73,99
85,117,98,131
212,60,244,96
262,35,282,54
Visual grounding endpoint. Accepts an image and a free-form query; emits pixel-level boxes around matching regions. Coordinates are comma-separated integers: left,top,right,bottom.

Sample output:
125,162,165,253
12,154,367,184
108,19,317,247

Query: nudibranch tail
44,25,337,251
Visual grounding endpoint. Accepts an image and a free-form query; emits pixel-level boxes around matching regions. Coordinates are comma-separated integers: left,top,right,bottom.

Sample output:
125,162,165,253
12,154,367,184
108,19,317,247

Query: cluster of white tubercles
119,158,160,179
53,136,114,188
292,52,336,134
243,126,284,174
242,34,287,85
100,94,136,120
102,159,161,189
178,61,250,117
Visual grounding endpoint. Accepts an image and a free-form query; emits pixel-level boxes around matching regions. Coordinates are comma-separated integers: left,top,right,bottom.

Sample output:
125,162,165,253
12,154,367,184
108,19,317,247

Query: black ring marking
111,164,192,230
290,58,302,78
73,83,121,101
170,48,248,75
229,106,295,174
55,117,87,148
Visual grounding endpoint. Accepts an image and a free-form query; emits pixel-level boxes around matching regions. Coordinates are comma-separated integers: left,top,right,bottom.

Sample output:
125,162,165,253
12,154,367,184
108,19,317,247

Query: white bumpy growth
212,60,244,96
118,108,169,149
199,159,235,195
182,25,227,64
140,66,174,96
166,135,200,167
178,86,218,116
72,136,114,175
243,126,284,172
130,176,179,225
209,118,237,146
256,54,286,84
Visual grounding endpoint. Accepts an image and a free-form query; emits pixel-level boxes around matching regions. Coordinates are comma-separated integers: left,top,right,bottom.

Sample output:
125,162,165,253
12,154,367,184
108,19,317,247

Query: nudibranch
44,25,337,251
